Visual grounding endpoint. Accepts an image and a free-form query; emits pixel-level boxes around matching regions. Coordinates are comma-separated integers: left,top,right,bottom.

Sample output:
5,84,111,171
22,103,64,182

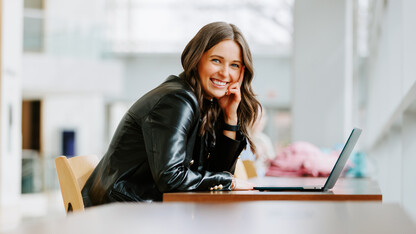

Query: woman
82,22,261,206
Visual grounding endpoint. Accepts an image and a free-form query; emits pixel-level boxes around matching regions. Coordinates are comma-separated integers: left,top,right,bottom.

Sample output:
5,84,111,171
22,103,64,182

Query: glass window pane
23,17,44,51
24,0,43,9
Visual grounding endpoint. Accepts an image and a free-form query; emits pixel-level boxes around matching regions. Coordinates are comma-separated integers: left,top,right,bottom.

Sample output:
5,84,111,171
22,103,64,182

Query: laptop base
253,186,325,192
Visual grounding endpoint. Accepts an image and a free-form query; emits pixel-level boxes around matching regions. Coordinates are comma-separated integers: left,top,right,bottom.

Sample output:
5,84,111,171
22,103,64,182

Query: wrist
223,122,240,132
223,114,238,126
231,177,236,190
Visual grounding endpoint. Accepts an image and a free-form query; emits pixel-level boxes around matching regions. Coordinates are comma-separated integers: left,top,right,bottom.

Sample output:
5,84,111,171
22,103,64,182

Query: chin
210,92,224,100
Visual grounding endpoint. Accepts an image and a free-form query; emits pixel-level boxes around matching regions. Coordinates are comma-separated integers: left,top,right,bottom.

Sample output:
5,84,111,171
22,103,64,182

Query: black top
82,75,246,206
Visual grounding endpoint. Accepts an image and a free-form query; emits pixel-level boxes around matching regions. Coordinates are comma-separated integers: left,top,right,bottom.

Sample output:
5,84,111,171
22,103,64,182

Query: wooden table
7,202,415,234
164,177,382,202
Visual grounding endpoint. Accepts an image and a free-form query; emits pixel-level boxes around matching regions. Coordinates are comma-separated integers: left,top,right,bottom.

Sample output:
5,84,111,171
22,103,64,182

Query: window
23,0,44,52
106,0,294,55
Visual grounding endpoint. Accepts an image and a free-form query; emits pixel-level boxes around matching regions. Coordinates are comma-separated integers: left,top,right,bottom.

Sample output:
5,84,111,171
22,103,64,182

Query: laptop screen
323,128,362,190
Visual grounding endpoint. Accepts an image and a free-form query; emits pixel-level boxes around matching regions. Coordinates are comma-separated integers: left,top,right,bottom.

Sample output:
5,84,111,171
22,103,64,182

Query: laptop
253,128,362,192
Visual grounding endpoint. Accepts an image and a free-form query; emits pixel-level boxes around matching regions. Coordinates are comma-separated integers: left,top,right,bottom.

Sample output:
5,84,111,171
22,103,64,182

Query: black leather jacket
82,75,246,206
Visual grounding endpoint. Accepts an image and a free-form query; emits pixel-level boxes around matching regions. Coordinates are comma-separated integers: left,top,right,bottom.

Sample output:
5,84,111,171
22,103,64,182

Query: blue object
62,130,76,157
346,151,367,178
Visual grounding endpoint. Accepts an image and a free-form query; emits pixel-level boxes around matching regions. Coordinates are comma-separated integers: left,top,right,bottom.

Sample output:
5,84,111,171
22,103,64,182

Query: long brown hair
180,22,261,153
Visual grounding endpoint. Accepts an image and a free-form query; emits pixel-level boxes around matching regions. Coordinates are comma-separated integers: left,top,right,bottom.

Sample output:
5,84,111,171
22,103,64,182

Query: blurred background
1,0,416,231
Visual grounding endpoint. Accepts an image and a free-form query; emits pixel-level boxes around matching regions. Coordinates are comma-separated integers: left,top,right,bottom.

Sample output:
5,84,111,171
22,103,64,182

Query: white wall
44,0,107,58
365,0,403,146
292,0,354,148
123,54,183,101
22,54,123,98
21,54,123,163
42,94,106,158
0,0,23,210
252,56,291,108
364,0,416,221
402,0,416,94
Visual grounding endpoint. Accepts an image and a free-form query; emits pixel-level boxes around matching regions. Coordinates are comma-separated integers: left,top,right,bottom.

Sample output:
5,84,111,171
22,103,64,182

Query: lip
210,78,228,88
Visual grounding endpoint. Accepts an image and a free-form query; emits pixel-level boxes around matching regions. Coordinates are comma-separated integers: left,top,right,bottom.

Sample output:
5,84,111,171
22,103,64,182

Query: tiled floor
0,190,65,233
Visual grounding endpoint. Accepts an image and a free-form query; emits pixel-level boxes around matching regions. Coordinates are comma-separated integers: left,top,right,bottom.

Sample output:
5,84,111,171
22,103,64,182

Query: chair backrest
242,160,258,178
55,155,99,214
234,159,248,180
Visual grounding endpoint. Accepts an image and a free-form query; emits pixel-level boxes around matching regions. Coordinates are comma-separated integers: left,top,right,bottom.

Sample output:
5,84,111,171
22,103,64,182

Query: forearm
208,132,246,172
160,169,234,192
223,115,238,140
223,116,238,140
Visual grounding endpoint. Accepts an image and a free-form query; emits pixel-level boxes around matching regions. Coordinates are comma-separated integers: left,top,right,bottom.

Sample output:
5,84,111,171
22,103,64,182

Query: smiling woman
81,22,261,206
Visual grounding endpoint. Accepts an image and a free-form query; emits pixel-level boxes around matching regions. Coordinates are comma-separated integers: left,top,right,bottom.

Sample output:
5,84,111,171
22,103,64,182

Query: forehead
206,40,242,60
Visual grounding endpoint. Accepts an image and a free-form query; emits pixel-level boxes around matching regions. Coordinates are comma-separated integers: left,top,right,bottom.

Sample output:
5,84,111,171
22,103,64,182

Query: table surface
6,201,415,234
163,177,382,202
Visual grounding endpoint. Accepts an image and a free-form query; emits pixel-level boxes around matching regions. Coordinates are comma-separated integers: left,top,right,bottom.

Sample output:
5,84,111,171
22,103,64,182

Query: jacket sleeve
208,131,247,174
141,91,234,192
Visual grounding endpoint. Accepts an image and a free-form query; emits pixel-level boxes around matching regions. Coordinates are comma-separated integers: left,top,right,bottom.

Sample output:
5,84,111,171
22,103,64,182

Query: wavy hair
179,22,261,153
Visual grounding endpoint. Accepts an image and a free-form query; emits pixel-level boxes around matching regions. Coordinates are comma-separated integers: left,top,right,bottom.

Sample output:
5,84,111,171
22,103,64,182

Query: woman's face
198,39,243,100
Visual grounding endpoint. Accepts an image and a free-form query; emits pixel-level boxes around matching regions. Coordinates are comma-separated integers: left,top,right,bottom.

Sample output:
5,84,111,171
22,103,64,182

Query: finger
225,83,236,95
226,87,241,102
228,81,239,90
227,84,240,96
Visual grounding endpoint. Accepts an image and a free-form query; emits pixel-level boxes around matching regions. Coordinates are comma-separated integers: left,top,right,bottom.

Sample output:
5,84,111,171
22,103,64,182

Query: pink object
266,142,347,177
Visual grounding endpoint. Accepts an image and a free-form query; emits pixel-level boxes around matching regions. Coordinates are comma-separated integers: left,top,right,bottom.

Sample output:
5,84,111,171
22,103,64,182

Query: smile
211,78,228,87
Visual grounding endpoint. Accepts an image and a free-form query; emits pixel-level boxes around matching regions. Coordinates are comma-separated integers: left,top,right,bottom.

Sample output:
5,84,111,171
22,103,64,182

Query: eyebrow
209,55,242,64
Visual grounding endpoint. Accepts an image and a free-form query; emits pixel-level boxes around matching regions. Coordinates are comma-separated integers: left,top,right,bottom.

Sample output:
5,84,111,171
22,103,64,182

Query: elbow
155,167,187,193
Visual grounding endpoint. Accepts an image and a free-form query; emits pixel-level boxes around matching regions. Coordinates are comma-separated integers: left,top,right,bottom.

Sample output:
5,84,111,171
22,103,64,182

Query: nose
218,65,229,78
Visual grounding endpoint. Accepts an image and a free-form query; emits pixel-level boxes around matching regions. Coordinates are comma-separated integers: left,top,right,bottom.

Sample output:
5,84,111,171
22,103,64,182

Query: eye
231,63,240,69
211,59,220,63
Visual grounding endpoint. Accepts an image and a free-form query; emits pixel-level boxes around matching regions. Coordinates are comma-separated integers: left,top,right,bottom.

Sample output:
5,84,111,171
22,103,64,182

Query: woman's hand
233,178,254,190
218,66,245,125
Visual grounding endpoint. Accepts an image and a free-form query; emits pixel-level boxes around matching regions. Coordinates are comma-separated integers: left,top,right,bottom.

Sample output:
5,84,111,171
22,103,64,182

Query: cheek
231,70,240,81
199,64,213,78
205,64,218,76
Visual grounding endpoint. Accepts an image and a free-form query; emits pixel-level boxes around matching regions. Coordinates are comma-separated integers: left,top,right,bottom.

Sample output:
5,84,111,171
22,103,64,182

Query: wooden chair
234,159,248,180
55,155,99,214
242,160,258,178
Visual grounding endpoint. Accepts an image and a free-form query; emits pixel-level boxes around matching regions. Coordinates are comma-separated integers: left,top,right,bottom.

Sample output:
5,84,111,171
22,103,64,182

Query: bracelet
223,122,240,131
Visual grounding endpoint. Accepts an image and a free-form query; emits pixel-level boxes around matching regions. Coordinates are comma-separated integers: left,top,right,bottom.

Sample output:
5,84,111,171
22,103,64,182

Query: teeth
212,80,226,86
